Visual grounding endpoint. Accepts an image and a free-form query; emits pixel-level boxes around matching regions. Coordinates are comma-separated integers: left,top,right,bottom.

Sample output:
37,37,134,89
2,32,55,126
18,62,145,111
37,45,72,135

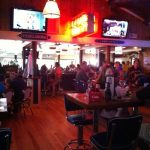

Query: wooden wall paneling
111,8,150,40
143,48,150,73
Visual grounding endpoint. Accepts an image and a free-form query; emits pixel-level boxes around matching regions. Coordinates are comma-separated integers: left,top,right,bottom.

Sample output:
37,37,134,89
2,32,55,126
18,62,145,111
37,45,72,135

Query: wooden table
65,92,142,133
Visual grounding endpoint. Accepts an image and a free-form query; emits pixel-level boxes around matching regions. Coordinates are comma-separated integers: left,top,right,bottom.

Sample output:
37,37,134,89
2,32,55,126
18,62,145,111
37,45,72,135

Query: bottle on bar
105,82,111,101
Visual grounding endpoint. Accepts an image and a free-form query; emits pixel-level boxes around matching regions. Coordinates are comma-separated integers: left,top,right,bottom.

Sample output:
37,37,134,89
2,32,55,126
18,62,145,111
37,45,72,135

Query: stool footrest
64,139,91,150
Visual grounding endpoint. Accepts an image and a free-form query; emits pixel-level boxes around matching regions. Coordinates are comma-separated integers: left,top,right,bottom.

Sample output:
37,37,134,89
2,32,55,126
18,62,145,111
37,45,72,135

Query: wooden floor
2,94,150,150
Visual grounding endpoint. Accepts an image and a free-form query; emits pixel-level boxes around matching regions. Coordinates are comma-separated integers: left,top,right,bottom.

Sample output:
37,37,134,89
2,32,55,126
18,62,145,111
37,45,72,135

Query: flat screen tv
102,19,128,38
11,8,47,33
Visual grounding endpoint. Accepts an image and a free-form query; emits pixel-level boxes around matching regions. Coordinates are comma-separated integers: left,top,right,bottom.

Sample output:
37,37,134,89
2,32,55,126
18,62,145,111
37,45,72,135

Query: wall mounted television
11,8,47,33
102,19,128,38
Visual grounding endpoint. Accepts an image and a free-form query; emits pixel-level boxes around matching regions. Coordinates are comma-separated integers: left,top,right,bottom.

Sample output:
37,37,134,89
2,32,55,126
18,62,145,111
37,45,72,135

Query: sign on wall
18,32,50,40
71,13,97,37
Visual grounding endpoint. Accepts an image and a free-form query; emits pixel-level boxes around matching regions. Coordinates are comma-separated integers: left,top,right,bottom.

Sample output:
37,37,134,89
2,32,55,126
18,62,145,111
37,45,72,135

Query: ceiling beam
119,7,144,22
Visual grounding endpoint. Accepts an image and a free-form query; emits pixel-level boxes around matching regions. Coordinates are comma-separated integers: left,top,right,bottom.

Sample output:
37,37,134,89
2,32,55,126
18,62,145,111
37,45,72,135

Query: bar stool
0,128,12,150
64,95,93,150
90,114,143,150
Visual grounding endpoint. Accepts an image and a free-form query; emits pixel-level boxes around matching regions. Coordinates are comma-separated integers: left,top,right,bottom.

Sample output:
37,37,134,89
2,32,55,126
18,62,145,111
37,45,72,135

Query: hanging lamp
43,0,60,18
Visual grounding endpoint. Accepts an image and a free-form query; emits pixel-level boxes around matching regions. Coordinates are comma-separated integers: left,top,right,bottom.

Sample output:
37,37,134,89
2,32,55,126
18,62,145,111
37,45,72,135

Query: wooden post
139,50,143,67
106,46,111,64
58,54,60,64
32,41,39,104
22,47,26,69
80,50,83,64
99,50,105,66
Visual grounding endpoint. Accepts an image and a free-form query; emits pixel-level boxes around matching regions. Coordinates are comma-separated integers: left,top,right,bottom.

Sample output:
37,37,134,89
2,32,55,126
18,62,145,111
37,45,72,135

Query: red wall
47,0,111,38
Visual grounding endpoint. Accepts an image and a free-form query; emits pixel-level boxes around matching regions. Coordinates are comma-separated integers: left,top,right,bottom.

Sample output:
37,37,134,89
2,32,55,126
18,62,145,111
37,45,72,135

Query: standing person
40,64,48,93
54,62,63,80
122,61,130,78
50,62,63,96
76,64,80,73
114,61,123,86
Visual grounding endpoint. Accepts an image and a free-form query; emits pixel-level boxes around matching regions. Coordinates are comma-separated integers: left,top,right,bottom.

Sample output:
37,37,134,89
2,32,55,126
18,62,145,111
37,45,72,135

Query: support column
139,50,143,67
99,50,105,66
22,47,26,69
80,50,83,64
105,46,111,64
58,54,60,64
112,53,115,63
32,41,39,104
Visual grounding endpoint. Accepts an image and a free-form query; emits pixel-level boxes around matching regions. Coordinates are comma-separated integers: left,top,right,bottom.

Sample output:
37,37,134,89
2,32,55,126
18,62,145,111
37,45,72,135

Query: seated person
138,123,150,150
40,64,48,92
115,80,129,98
136,80,150,104
75,61,89,92
5,78,12,92
10,73,27,113
127,58,143,88
0,74,5,97
95,61,108,89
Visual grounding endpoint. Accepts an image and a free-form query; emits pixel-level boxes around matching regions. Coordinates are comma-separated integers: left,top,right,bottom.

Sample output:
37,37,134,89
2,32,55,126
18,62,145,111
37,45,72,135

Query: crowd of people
40,62,63,96
0,72,27,113
39,58,150,98
40,61,95,96
0,58,149,114
72,58,150,101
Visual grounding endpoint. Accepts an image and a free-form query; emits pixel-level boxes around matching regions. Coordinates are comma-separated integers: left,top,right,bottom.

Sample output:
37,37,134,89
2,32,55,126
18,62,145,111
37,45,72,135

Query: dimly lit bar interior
0,0,150,149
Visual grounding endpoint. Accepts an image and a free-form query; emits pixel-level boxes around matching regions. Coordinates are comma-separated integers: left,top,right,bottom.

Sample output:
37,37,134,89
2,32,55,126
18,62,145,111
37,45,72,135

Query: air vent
49,47,56,49
62,49,68,51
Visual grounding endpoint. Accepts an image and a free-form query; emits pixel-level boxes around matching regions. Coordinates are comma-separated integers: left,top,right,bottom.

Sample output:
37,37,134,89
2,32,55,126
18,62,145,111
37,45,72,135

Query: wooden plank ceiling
107,0,150,25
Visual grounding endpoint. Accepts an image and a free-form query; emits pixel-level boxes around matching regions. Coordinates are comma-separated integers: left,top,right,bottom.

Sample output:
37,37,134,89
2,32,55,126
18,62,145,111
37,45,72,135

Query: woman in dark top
95,61,108,89
75,61,89,92
10,74,27,113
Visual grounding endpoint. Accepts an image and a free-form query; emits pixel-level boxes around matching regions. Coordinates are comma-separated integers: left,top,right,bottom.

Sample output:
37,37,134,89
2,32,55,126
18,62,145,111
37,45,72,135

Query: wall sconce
43,0,60,18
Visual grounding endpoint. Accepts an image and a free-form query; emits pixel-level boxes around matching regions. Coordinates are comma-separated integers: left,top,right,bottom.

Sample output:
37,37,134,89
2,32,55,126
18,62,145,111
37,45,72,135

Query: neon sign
71,13,96,37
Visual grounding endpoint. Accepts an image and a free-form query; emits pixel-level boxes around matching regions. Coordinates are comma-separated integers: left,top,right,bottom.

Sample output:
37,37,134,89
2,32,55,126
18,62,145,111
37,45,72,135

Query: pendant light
43,0,60,18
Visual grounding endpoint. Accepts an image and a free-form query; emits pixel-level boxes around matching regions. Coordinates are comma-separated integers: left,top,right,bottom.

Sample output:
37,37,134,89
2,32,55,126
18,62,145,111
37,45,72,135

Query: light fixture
43,0,60,18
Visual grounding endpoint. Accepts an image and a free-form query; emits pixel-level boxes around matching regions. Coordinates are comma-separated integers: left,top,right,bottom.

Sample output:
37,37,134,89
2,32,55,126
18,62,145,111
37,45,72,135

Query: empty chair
64,95,93,150
0,128,12,150
20,87,33,116
138,123,150,150
90,114,143,150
